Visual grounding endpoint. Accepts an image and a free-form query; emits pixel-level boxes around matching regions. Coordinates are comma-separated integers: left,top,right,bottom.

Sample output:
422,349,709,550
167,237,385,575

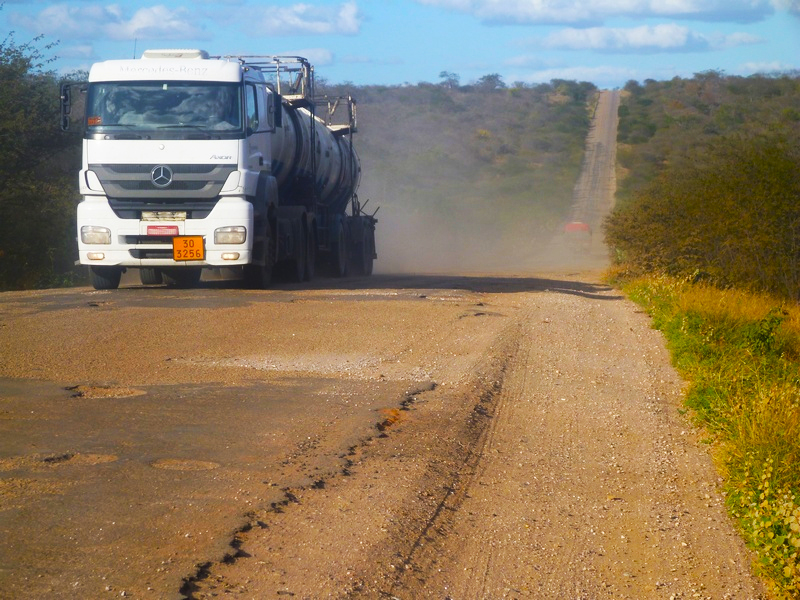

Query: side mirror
60,82,87,132
60,84,72,131
274,97,282,128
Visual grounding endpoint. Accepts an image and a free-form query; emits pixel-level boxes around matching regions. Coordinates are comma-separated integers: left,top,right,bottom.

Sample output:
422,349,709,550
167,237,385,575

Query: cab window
246,83,259,132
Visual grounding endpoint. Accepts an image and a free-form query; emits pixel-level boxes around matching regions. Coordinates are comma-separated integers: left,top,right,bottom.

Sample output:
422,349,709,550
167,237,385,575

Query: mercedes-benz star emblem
151,165,173,188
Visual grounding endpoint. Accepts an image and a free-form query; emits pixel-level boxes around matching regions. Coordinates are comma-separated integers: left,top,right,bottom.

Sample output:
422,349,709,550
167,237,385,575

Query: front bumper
77,196,253,268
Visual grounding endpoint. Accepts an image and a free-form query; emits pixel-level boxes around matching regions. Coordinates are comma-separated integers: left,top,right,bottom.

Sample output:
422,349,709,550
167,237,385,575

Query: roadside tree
0,33,82,290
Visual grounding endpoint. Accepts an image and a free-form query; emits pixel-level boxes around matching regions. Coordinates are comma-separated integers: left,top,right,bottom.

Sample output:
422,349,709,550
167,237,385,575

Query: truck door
245,82,270,174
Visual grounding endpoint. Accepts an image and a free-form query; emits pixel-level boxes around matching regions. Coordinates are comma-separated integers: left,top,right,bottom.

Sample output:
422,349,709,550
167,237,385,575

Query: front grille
129,248,174,259
117,180,211,191
110,164,218,175
124,235,173,245
90,163,236,200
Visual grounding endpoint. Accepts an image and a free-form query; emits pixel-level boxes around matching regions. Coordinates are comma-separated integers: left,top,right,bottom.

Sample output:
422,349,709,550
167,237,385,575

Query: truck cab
63,49,375,290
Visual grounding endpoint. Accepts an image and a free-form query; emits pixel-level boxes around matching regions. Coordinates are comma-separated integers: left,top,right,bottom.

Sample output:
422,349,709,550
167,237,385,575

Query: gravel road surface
0,272,765,599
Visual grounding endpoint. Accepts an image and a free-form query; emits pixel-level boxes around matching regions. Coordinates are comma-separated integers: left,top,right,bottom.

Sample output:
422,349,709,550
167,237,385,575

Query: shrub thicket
607,132,800,297
0,34,84,290
607,72,800,300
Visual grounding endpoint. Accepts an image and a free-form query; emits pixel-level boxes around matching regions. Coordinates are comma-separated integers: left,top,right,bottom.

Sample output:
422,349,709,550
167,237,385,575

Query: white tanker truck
60,49,376,289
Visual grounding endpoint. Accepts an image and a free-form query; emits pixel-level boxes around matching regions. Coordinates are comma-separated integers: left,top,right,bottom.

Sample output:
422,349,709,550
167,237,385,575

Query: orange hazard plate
172,236,205,261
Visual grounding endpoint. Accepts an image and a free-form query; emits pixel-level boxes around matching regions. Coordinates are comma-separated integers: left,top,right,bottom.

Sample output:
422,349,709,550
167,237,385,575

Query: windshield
86,81,243,133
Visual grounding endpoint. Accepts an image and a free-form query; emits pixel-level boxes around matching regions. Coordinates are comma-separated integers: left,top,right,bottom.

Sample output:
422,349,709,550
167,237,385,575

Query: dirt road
0,90,766,598
0,274,765,599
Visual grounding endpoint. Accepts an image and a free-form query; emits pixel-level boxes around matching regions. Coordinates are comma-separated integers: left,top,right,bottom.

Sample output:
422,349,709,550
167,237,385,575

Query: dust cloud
366,205,607,275
370,205,609,275
359,89,619,277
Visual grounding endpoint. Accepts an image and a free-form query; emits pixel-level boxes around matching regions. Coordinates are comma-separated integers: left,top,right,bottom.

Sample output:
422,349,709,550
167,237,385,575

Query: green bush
607,132,800,299
0,34,84,290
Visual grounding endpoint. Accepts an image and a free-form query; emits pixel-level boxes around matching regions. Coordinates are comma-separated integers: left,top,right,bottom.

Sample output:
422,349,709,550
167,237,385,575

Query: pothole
0,452,119,473
66,385,147,399
60,453,118,466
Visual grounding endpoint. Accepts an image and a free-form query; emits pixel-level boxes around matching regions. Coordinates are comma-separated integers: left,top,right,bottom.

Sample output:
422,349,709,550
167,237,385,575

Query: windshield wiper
157,124,205,129
154,124,213,139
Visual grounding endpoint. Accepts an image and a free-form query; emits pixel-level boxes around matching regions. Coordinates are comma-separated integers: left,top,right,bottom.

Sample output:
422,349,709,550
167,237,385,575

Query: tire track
387,288,766,599
382,320,523,597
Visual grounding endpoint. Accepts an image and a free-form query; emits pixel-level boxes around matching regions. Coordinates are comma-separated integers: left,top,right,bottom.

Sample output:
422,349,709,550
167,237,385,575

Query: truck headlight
215,226,246,244
81,225,111,244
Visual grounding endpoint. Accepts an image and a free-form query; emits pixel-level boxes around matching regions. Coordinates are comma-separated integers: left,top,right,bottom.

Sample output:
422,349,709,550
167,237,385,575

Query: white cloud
11,4,109,39
540,24,762,52
58,45,96,59
415,0,594,24
340,55,404,66
259,1,362,35
279,48,335,65
512,64,638,86
543,24,698,51
11,3,207,41
771,0,800,15
414,0,774,24
707,31,763,48
739,60,795,73
504,54,558,69
106,6,208,41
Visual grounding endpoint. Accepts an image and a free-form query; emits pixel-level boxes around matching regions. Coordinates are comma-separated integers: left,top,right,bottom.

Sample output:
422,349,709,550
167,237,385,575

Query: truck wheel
89,266,122,290
304,227,316,281
140,268,163,285
352,228,374,276
286,227,306,283
363,247,374,276
162,267,202,288
244,262,272,289
329,224,348,278
364,227,375,276
244,230,273,289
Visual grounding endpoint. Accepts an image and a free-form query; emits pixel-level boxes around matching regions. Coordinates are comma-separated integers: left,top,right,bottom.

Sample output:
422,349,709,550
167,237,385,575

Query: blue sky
3,0,799,88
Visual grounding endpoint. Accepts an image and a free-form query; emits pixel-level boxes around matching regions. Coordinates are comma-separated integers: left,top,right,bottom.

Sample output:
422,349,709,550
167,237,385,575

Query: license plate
143,211,186,221
147,225,180,236
172,236,205,261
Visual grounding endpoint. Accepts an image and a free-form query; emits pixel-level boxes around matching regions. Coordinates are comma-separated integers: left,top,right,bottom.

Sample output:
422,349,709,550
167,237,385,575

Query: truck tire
363,248,374,276
140,268,163,285
352,227,374,276
244,262,272,289
285,226,306,283
364,226,375,276
329,223,349,278
162,267,202,288
304,226,316,281
244,227,273,289
89,266,122,290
